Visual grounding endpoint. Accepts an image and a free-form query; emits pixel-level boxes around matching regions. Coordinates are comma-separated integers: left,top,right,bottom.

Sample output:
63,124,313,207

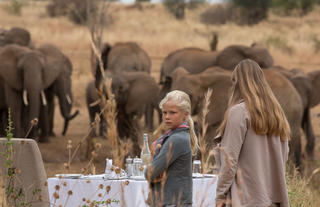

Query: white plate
81,174,106,180
55,174,82,179
203,174,217,178
192,173,204,178
130,176,146,180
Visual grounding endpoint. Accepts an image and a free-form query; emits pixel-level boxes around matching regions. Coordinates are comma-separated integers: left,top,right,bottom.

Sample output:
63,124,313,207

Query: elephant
0,27,32,47
87,71,159,155
215,44,274,70
159,47,218,84
95,41,154,131
0,44,78,142
170,66,304,168
0,44,48,140
98,41,151,74
37,44,79,138
275,65,320,160
158,44,273,121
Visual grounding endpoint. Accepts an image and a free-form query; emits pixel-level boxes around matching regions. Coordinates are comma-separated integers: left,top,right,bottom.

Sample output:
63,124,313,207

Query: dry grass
1,1,320,206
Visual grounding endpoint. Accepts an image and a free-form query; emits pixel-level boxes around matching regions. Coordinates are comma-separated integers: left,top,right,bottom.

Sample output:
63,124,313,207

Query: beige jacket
215,102,289,207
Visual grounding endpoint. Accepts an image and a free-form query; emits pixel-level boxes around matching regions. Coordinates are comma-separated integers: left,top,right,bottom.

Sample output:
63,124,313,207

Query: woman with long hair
215,59,290,207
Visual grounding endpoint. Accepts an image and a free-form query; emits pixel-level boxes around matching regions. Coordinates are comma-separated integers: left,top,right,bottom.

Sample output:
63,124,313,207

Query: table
48,175,218,207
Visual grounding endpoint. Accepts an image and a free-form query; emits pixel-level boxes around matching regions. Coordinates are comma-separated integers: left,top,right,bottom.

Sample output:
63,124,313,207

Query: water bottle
140,133,151,168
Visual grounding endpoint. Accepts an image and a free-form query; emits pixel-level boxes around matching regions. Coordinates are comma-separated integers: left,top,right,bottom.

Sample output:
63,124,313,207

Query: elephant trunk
57,88,79,135
62,110,79,136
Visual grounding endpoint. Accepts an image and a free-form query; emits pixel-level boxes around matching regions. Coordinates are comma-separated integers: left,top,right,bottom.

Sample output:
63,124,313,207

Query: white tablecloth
48,175,218,207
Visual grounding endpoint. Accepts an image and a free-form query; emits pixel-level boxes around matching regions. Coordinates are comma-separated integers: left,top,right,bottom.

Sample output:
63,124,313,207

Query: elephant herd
1,26,319,169
0,27,78,142
159,44,320,168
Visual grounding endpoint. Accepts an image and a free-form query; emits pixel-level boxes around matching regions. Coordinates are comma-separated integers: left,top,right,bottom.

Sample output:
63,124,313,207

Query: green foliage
286,167,319,207
271,0,320,15
264,36,294,55
187,0,206,9
310,34,320,53
46,0,99,25
163,0,186,20
136,0,150,2
1,109,42,206
228,0,270,24
1,0,24,16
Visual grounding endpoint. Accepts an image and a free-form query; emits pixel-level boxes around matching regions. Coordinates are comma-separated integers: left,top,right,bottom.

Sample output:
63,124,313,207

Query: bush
200,3,233,25
228,0,270,25
46,0,98,25
163,0,186,20
264,36,294,55
1,0,24,16
271,0,319,16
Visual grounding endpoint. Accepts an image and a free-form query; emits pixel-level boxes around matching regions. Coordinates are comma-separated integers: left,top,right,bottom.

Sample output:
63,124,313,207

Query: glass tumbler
193,160,202,174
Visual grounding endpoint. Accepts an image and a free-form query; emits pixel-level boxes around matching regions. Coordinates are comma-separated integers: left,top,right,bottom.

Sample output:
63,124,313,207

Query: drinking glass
193,160,202,174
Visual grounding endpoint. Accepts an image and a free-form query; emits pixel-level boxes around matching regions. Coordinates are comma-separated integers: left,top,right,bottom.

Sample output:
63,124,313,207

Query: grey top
216,102,290,207
145,127,192,206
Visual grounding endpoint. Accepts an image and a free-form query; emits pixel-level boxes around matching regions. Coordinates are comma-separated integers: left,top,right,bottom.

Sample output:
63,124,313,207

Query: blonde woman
215,59,290,207
145,90,199,207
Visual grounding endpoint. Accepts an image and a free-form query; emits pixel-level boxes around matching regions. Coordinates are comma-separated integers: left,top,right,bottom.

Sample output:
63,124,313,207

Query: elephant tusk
41,90,47,106
66,94,72,105
23,90,28,106
89,99,101,107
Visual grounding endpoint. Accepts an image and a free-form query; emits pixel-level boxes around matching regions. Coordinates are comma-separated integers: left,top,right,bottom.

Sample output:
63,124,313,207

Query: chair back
0,138,49,207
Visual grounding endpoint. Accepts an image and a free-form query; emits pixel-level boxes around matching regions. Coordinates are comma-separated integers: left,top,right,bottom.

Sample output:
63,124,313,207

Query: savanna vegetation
0,0,320,206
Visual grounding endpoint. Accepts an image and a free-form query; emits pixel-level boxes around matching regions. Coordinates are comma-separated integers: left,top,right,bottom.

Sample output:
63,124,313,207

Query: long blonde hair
217,59,290,141
159,90,199,155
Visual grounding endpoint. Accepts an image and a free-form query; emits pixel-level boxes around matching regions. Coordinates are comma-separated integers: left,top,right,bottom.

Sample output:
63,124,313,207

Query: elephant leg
39,104,50,143
289,126,302,170
99,114,107,138
88,105,99,137
0,109,8,136
5,85,24,137
303,108,315,160
144,103,154,132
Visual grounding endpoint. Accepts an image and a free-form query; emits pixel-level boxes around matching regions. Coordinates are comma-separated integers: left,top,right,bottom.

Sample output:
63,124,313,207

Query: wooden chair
0,138,49,207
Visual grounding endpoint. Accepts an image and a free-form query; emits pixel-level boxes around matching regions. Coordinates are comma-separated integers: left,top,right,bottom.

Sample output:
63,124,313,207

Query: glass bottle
140,133,151,167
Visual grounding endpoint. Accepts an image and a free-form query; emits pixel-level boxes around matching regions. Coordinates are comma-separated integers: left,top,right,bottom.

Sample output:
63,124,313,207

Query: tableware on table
130,175,146,181
125,156,133,177
133,157,143,177
192,173,204,178
105,158,113,175
55,174,82,179
81,174,106,180
203,174,217,178
193,160,202,174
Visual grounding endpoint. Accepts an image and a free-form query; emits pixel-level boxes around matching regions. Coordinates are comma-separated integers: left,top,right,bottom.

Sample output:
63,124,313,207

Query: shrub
1,0,24,16
163,0,185,20
286,167,320,207
200,3,233,25
46,0,99,25
264,36,294,55
271,0,319,16
229,0,270,25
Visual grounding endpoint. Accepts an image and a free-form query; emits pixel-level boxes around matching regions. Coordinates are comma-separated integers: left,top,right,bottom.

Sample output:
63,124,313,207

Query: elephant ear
307,70,320,107
0,45,28,90
38,45,65,89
